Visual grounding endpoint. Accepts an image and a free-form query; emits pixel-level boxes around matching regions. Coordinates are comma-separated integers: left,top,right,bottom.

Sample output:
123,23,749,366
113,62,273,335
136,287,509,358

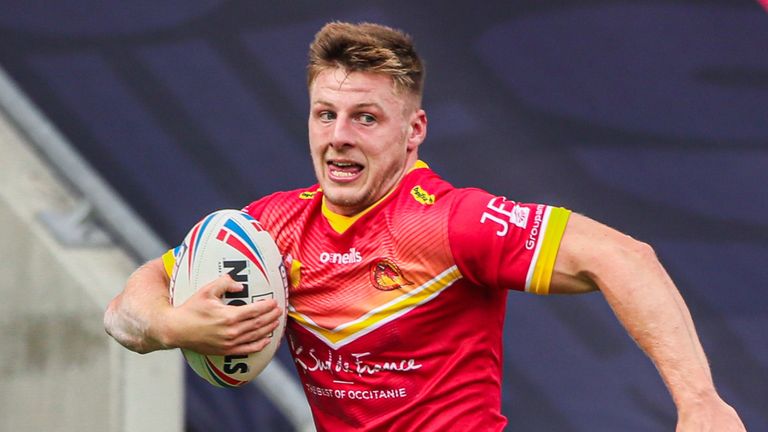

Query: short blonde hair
307,21,425,101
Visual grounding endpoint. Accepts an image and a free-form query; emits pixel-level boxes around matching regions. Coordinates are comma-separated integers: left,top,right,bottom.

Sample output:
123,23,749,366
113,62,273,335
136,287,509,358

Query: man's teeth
332,170,356,177
329,162,359,177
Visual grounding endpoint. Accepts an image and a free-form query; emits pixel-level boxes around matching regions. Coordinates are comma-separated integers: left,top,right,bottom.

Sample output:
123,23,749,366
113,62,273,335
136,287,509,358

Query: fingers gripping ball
169,210,288,387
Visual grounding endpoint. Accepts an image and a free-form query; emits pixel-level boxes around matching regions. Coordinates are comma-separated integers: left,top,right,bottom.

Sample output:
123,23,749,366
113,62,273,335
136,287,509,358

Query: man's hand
104,257,282,355
163,274,282,356
676,393,745,432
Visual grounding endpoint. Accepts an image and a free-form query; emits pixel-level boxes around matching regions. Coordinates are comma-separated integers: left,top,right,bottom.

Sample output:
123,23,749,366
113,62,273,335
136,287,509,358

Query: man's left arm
549,212,745,431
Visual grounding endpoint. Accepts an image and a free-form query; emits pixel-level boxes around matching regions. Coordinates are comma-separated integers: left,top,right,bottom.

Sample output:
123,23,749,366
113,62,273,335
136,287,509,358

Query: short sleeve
161,247,181,278
448,189,570,294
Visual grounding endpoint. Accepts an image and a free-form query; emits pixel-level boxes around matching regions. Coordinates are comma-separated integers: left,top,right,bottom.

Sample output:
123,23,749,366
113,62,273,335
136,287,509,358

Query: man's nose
329,117,355,149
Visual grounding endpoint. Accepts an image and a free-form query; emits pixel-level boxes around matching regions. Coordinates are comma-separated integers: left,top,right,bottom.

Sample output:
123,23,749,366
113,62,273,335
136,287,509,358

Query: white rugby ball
169,209,288,388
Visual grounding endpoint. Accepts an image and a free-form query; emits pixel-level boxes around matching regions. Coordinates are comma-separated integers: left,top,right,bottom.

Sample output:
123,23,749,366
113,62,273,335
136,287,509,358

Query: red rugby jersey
241,162,571,431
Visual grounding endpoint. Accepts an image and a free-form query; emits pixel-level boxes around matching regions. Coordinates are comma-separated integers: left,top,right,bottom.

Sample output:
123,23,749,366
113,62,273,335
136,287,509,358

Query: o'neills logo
370,258,412,291
320,247,362,264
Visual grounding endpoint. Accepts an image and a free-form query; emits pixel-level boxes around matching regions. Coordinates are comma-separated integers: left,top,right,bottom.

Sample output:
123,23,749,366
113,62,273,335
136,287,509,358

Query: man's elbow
103,296,119,338
618,234,657,260
593,235,669,295
623,237,661,270
103,297,153,355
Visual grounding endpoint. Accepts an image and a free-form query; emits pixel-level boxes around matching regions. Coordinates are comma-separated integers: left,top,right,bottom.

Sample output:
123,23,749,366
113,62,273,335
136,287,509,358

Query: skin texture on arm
103,257,281,356
103,258,173,353
550,213,744,431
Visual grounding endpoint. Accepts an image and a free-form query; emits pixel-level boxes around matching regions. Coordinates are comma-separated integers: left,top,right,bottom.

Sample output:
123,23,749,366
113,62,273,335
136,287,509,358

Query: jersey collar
321,160,429,234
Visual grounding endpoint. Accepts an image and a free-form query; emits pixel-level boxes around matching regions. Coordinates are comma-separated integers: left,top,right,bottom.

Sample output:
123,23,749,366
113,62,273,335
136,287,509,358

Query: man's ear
407,109,428,151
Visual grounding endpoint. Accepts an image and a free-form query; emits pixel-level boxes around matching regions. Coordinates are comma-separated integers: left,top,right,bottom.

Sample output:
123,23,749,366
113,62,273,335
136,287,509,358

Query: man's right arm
104,257,281,355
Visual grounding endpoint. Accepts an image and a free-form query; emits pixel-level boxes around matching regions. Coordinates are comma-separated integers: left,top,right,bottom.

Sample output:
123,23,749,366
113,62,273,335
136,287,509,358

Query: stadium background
0,0,766,430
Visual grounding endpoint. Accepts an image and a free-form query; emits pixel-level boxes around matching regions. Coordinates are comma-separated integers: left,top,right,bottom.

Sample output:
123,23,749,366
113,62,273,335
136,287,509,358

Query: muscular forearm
104,258,173,354
593,239,715,409
552,214,744,429
552,214,721,408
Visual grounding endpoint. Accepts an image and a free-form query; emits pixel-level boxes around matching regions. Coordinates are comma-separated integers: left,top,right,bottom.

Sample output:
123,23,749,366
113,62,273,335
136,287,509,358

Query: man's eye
357,113,376,124
319,111,336,121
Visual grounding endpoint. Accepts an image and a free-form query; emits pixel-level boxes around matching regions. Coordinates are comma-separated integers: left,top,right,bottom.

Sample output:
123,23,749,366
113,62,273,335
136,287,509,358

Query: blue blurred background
1,0,765,430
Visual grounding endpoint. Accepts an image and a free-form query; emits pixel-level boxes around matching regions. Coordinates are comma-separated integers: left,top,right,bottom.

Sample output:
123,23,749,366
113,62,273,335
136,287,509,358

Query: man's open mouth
328,160,364,179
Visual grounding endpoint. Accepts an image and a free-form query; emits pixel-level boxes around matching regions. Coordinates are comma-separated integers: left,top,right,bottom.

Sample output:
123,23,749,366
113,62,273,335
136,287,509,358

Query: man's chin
323,191,367,216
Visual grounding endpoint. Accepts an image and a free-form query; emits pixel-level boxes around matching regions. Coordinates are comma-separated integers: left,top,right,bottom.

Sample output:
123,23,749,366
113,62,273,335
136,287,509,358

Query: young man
104,22,745,431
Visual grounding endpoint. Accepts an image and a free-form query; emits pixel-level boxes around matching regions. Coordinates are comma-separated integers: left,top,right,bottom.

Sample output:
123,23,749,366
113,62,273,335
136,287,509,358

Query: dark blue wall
1,1,766,430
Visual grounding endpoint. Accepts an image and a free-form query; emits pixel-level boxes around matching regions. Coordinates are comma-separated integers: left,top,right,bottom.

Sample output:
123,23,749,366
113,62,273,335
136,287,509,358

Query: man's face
308,68,426,216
